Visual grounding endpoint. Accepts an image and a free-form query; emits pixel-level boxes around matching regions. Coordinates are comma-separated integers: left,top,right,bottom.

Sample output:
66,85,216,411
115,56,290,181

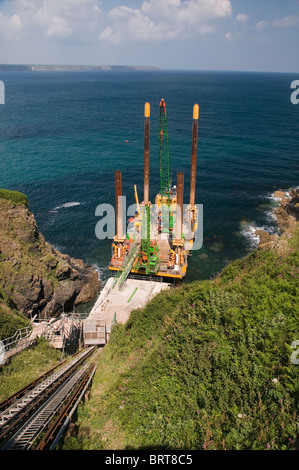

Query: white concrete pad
87,277,170,330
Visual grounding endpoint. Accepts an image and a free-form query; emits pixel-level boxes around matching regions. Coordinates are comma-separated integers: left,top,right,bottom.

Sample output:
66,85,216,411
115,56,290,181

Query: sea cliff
0,189,100,320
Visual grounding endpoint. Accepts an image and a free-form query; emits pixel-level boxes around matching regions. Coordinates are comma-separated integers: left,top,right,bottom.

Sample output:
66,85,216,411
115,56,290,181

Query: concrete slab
86,277,170,336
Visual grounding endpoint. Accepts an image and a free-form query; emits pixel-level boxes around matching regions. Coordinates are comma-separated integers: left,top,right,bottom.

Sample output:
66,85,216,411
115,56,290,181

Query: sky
0,0,298,72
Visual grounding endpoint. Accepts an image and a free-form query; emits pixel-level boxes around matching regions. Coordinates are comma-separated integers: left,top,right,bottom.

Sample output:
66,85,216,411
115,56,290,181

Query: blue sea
0,70,298,286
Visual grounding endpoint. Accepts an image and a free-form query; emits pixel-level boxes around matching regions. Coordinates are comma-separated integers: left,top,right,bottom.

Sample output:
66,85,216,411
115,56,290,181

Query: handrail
1,326,32,347
0,313,85,365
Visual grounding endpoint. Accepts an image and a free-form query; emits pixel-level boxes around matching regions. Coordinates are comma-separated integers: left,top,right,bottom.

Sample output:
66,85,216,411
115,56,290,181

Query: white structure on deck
83,277,170,346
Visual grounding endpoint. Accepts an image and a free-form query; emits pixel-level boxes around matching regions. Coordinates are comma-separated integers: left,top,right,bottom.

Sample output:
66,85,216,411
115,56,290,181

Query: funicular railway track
0,346,98,450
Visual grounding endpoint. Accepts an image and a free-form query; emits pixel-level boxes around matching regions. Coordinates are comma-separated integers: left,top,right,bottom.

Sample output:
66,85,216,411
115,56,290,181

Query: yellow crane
134,184,140,215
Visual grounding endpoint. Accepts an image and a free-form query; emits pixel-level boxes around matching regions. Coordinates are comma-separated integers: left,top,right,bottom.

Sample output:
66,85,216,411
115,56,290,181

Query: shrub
0,189,29,207
63,227,299,450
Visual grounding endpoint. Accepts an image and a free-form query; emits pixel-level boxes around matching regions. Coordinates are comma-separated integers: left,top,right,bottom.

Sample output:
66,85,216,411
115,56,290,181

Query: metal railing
1,326,32,348
0,326,34,365
0,313,89,365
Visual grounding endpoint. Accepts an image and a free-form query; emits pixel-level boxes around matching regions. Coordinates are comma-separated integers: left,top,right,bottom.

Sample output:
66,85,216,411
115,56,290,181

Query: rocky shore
255,188,299,249
0,191,100,319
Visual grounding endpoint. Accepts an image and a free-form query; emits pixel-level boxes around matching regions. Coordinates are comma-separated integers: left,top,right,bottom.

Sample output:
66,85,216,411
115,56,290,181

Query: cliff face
0,192,100,318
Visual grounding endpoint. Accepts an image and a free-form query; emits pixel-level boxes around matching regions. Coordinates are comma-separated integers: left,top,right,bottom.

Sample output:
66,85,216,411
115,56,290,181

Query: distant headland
0,64,160,72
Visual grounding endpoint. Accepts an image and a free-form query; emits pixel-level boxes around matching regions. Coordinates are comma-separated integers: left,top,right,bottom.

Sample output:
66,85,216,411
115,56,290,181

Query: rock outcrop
274,188,299,233
255,188,299,250
0,191,100,319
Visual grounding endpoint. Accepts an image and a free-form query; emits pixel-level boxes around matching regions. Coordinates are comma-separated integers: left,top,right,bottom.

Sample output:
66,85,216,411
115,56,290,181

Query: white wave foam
264,193,281,204
90,263,109,282
240,221,272,248
241,187,298,247
52,202,81,211
265,209,277,223
265,189,293,204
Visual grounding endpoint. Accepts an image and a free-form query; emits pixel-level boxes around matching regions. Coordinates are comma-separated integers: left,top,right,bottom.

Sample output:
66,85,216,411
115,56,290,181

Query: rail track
0,346,98,450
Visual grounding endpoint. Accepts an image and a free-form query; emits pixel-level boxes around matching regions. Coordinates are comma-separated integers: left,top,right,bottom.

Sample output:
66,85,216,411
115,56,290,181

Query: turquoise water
0,70,298,283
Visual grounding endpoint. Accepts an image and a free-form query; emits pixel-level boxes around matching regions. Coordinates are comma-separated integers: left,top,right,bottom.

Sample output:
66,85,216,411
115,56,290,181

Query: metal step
0,349,91,427
2,365,89,450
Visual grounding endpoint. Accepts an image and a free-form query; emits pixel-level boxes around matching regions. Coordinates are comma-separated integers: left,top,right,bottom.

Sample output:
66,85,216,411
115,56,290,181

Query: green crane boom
159,98,170,201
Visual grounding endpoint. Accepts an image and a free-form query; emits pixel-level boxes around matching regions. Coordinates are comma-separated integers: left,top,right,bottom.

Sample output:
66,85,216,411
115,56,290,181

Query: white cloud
100,0,233,43
45,17,71,38
255,20,269,31
272,14,299,28
0,0,102,41
141,0,232,23
236,13,249,24
224,31,233,41
0,12,22,40
0,0,234,46
101,6,162,43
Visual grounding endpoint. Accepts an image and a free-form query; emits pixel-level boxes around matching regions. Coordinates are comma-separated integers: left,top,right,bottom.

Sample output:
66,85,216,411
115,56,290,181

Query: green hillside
63,225,299,451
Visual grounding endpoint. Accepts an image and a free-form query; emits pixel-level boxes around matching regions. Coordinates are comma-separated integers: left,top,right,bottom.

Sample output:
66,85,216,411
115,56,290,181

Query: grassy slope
0,338,61,402
63,226,299,451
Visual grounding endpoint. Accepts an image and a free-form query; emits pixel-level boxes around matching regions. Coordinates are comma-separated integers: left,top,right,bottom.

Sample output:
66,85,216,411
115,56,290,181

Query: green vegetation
0,286,31,340
63,226,299,451
0,338,61,402
0,189,29,207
